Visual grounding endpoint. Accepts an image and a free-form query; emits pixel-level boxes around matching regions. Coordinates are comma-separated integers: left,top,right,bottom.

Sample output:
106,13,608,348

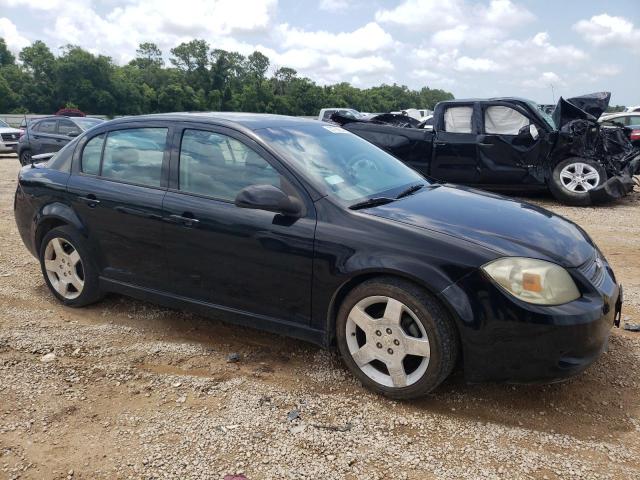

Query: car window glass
628,116,640,125
101,128,167,187
179,129,284,200
36,119,57,134
58,119,81,136
484,106,530,135
81,134,105,175
444,106,473,133
323,110,334,121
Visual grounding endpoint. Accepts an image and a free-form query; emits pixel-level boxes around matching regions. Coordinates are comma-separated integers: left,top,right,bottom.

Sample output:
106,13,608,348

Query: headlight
482,257,580,305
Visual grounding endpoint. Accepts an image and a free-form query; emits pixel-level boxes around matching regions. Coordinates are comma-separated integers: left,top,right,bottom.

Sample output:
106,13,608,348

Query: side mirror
235,184,302,217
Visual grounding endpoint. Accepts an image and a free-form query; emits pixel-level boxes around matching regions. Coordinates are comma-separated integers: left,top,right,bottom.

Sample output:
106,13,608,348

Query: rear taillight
631,129,640,141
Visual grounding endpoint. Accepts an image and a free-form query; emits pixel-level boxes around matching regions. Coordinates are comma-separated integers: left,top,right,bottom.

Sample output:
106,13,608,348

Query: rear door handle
478,143,494,147
168,214,200,227
79,195,100,208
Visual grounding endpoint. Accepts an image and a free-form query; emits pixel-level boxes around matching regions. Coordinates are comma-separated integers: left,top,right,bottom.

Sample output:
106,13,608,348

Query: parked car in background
599,112,640,148
14,112,623,399
390,108,433,121
332,92,640,206
624,105,640,113
17,116,104,165
318,108,362,122
0,119,22,153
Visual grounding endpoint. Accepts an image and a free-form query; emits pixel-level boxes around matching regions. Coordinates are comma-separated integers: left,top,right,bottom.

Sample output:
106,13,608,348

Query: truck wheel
548,157,606,206
336,277,459,399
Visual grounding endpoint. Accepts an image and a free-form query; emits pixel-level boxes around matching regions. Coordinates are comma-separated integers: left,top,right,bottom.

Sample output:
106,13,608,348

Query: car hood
552,92,611,128
364,185,594,267
0,127,21,134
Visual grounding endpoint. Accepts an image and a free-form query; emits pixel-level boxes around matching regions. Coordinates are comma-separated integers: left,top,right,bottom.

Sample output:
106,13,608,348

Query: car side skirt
100,277,328,347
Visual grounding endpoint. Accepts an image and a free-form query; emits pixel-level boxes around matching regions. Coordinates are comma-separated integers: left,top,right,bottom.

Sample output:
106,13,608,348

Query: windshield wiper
395,183,425,199
349,197,396,210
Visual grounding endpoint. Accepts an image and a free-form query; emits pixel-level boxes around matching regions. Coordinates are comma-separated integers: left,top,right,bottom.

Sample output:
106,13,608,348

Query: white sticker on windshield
323,125,349,134
325,174,345,185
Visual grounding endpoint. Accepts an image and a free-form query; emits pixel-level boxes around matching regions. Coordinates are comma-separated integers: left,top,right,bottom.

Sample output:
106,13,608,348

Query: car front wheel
19,150,31,166
336,278,459,399
549,157,607,206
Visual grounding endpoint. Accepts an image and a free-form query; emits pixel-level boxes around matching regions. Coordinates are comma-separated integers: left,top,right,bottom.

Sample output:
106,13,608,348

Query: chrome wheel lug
375,330,382,336
376,342,382,349
394,339,400,346
385,328,392,334
387,348,393,355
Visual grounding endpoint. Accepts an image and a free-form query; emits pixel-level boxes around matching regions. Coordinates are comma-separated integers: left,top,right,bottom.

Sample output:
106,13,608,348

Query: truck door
476,103,549,185
430,103,480,183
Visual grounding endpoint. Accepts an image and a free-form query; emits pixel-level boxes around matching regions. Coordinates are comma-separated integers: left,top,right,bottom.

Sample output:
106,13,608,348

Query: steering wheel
348,153,380,178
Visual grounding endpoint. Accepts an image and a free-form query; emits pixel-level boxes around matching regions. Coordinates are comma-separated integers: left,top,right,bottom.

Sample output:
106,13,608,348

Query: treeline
0,38,453,116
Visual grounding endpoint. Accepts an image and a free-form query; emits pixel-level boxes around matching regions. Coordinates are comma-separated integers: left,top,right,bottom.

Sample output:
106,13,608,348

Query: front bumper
0,142,17,153
440,254,620,384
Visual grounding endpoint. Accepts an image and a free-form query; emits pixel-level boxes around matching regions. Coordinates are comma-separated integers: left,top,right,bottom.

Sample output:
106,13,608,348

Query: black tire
39,226,103,307
336,277,459,400
19,149,31,166
548,157,607,206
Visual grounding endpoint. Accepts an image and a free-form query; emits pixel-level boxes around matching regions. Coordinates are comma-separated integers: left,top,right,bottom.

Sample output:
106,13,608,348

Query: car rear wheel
39,226,102,307
549,157,607,206
336,278,458,399
19,150,31,166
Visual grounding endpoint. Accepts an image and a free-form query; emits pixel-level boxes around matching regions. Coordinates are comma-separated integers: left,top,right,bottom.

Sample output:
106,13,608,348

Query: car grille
577,251,606,287
1,132,19,142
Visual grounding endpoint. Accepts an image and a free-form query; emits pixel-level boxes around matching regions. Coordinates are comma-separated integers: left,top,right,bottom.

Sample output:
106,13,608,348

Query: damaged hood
365,185,594,267
552,92,611,128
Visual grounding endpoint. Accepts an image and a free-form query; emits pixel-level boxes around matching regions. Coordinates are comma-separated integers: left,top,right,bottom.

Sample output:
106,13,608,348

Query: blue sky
0,0,638,105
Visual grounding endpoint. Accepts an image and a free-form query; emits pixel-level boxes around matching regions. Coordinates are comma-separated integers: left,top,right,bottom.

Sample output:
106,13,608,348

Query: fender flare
32,202,86,253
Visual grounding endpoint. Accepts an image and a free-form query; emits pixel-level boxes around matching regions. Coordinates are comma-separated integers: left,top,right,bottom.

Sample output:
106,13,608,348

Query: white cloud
276,22,393,57
375,0,463,30
0,17,29,52
455,56,501,72
319,0,349,12
494,32,587,66
573,14,640,49
521,71,565,89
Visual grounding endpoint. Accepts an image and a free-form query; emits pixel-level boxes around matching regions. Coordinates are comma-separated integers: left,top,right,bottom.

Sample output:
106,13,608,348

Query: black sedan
17,116,104,165
13,113,622,399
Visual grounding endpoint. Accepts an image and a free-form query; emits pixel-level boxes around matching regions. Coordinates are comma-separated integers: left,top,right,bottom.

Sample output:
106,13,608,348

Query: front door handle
168,214,200,227
79,195,100,208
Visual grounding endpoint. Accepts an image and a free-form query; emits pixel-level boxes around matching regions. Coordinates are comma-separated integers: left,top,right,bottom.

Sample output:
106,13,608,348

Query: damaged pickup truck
332,92,640,206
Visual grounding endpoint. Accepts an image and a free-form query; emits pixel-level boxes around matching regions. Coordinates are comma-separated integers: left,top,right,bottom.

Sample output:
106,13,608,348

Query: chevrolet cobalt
14,113,622,399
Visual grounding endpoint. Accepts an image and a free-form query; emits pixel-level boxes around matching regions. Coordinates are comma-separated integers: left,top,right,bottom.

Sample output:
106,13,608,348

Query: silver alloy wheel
345,295,430,388
43,237,85,300
559,162,600,193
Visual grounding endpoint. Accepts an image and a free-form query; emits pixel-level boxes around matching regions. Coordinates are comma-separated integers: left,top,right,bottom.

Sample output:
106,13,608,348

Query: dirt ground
1,154,639,480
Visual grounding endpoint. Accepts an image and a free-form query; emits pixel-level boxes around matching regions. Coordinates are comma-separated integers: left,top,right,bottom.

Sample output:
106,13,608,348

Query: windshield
0,120,9,128
527,100,556,130
71,118,104,130
256,124,427,204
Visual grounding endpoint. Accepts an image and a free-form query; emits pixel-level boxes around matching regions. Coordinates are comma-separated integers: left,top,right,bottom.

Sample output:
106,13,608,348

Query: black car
17,116,104,165
14,113,622,399
332,92,640,206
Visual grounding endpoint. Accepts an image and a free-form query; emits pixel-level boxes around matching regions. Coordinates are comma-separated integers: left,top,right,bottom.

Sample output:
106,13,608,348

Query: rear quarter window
81,134,105,175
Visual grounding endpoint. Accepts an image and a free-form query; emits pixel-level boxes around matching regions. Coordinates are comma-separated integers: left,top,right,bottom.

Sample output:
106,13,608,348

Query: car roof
104,112,316,131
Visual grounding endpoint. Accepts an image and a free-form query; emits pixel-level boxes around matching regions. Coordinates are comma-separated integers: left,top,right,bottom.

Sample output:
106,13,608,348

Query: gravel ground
1,154,639,480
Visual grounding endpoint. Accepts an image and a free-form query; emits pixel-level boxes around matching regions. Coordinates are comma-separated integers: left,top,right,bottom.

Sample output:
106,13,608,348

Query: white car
624,105,640,113
599,112,640,127
0,119,21,153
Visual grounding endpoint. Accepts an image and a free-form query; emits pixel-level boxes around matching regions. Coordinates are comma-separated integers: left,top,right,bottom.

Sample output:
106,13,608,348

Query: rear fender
32,202,86,253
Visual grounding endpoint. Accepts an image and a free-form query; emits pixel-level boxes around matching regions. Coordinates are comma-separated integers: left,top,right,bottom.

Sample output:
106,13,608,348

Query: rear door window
443,106,473,133
484,106,530,135
101,128,167,188
36,119,57,134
